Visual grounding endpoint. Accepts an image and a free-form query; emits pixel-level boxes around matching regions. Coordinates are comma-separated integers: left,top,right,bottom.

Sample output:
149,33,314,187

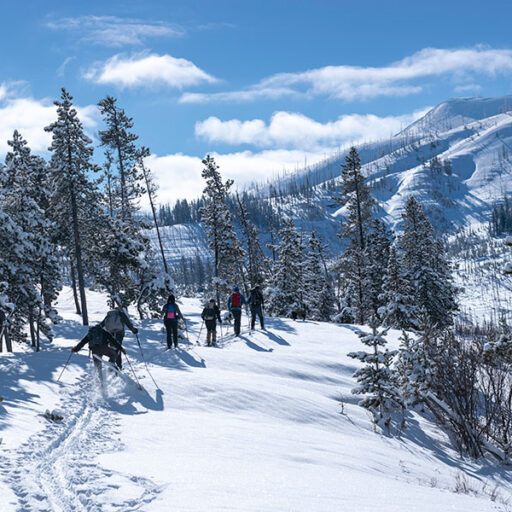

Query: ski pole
123,352,143,391
57,351,74,383
196,321,203,345
135,333,160,390
184,320,191,343
219,322,224,343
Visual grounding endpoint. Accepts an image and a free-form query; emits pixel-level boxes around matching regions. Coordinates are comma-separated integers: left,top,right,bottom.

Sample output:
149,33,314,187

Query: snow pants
164,319,179,349
91,345,120,381
206,325,217,346
232,309,242,336
110,330,124,368
251,305,264,330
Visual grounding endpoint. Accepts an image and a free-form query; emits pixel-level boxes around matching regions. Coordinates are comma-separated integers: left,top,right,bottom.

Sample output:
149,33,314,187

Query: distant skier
201,299,222,347
99,306,138,369
228,286,247,337
71,325,126,379
249,284,265,330
162,294,186,349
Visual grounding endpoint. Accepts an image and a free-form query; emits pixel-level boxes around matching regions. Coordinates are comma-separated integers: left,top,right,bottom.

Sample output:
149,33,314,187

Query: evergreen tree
266,219,306,317
365,219,391,318
304,231,336,321
98,96,144,223
348,319,401,426
45,88,97,325
379,246,418,330
335,147,375,324
399,197,457,328
200,155,245,303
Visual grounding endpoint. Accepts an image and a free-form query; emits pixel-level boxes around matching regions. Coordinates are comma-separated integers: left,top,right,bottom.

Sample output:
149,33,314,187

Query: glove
71,347,76,352
133,328,139,334
121,347,127,355
219,320,223,324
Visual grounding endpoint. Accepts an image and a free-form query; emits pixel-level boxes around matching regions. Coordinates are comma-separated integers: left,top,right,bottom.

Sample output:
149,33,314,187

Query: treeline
489,194,512,236
0,89,172,352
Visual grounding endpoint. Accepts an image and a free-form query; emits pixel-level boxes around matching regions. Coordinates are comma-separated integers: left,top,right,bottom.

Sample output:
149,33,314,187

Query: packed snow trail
1,290,511,511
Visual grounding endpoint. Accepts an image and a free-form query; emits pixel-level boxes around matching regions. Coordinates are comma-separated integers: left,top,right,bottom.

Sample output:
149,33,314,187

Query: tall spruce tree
336,147,375,324
266,219,306,317
304,231,336,321
45,88,97,325
398,197,457,328
200,155,245,303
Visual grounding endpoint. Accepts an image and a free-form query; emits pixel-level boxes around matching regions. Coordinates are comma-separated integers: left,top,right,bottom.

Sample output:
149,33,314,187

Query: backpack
231,292,241,308
250,289,262,307
203,307,215,321
88,326,107,348
166,303,177,320
104,310,124,332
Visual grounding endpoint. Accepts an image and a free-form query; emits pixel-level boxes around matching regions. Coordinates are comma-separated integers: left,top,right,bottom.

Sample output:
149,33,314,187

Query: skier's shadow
261,330,290,346
174,348,206,368
240,336,273,353
105,388,164,415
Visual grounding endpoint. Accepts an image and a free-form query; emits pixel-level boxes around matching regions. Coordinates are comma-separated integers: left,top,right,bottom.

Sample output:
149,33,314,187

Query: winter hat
234,286,240,292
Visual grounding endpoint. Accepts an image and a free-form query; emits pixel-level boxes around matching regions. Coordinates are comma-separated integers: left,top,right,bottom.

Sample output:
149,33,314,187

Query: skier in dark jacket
249,285,265,330
227,286,247,337
99,307,138,368
162,294,186,349
201,299,222,346
72,325,126,379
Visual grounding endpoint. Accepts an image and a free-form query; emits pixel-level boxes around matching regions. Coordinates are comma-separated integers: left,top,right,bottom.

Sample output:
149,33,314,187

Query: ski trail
0,369,161,511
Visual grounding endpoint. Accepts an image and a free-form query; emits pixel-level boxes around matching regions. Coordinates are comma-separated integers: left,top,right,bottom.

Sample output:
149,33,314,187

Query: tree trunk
29,312,36,347
142,162,168,273
70,261,81,315
5,330,12,352
70,185,89,325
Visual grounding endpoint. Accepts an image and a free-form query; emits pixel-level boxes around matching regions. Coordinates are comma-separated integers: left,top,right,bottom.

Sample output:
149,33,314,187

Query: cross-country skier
227,286,247,337
99,306,138,368
249,285,265,330
201,299,222,346
71,325,126,380
162,294,186,349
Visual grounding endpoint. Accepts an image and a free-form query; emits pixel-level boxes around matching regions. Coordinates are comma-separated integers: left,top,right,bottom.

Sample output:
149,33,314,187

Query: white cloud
195,109,429,151
0,85,97,156
47,16,184,46
180,46,512,103
85,53,218,89
146,148,328,204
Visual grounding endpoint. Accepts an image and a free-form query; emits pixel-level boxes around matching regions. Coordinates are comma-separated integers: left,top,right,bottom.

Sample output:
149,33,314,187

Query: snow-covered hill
1,289,510,511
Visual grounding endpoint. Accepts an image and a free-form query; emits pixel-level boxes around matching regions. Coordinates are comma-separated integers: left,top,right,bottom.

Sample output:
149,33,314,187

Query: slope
0,290,510,511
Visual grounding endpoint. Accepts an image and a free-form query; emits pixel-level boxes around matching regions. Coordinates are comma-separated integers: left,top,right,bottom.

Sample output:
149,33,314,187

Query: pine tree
200,155,245,303
304,231,336,321
3,131,62,348
45,88,98,325
235,192,268,288
365,219,391,318
399,197,457,328
266,219,306,317
335,147,375,324
348,319,401,425
379,246,418,330
98,96,144,223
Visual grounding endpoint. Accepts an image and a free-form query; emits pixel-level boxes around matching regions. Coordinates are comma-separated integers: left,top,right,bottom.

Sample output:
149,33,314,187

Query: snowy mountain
1,289,510,511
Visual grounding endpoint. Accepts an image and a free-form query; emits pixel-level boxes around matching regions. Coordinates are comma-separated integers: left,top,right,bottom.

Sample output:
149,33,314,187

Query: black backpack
88,326,107,348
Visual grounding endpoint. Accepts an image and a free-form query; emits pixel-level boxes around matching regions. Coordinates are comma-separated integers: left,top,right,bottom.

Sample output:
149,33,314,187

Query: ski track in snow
0,369,161,511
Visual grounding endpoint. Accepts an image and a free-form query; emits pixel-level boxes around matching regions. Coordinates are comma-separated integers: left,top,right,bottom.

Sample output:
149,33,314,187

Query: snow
1,288,511,511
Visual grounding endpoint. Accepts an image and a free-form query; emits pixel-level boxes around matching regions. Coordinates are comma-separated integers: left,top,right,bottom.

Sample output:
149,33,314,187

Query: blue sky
1,0,512,202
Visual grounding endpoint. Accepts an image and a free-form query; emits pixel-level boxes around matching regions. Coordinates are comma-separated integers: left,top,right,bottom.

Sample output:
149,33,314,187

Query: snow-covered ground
1,288,511,511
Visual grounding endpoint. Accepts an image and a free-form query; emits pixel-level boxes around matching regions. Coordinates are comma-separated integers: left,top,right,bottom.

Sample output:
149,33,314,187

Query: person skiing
71,325,126,380
227,286,247,337
249,284,265,330
201,299,222,347
99,306,138,369
162,294,186,349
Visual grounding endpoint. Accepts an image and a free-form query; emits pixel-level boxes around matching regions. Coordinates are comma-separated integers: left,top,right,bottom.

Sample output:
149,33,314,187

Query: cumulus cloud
180,46,512,103
146,148,328,204
0,84,97,156
47,15,184,46
195,109,429,150
85,52,218,89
